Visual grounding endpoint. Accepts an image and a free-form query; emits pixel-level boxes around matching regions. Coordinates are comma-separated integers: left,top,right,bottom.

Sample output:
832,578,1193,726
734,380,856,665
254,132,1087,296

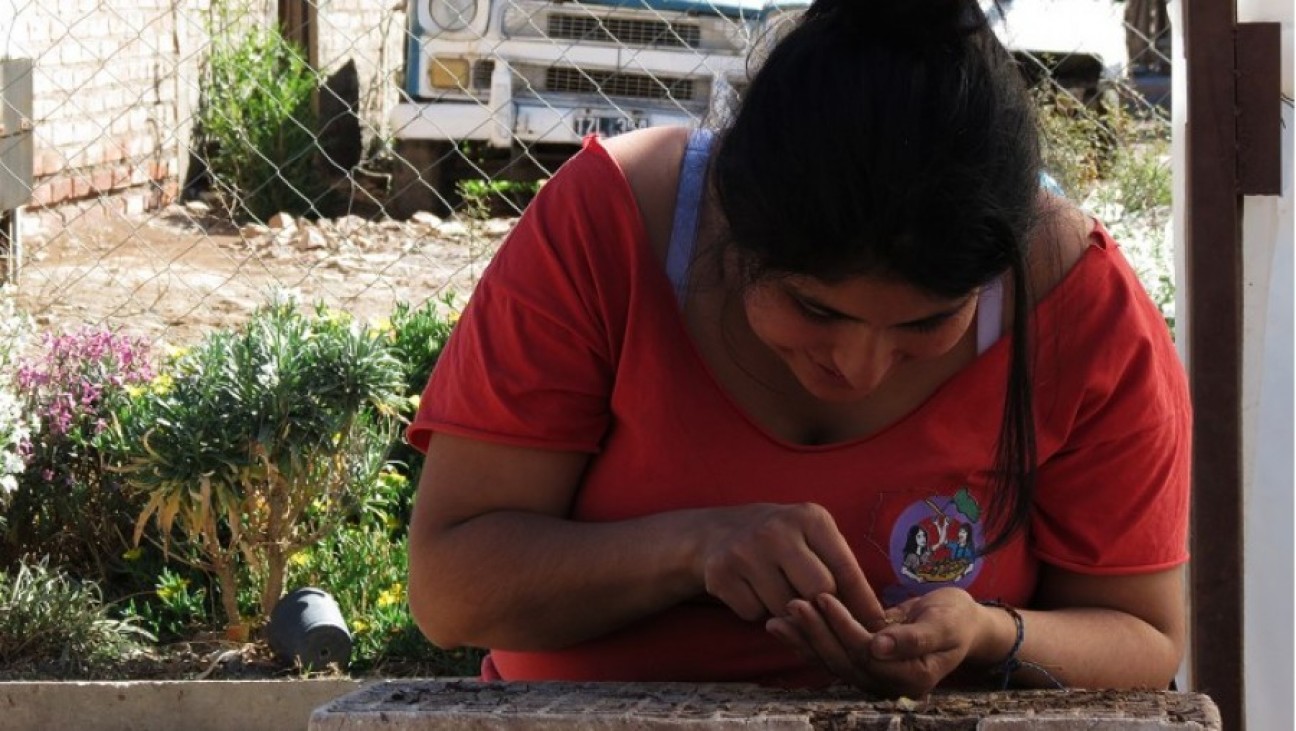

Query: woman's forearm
408,508,710,652
970,603,1183,689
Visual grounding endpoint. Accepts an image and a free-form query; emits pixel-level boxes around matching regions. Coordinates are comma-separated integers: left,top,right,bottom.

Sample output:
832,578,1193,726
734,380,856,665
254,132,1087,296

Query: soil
0,635,476,682
13,202,513,346
0,638,289,682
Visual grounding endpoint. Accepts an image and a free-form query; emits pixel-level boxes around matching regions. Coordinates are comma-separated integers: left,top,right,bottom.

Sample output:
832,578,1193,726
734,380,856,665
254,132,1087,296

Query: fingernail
873,635,895,658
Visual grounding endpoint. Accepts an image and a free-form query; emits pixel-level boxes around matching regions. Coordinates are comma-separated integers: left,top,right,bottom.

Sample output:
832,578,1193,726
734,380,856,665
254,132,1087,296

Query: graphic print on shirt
887,487,983,596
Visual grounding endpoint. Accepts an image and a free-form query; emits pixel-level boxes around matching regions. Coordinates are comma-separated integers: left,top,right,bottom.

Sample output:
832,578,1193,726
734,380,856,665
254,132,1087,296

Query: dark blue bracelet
980,600,1065,690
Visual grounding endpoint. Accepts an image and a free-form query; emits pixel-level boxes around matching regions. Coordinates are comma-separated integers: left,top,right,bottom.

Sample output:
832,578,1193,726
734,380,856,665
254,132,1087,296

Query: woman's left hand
766,587,991,697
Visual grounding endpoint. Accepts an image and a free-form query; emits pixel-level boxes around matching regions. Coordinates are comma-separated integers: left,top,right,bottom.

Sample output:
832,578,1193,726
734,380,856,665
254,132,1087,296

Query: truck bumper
391,99,702,148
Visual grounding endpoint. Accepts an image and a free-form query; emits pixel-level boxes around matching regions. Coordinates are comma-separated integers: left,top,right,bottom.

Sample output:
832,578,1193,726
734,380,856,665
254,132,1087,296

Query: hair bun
803,0,987,46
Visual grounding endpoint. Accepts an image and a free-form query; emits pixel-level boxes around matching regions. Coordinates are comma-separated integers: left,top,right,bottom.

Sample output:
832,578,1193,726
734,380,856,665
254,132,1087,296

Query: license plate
571,112,650,138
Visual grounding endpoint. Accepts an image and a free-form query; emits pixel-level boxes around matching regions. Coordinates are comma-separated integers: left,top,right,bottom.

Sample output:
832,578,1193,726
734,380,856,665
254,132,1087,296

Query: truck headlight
424,0,477,32
429,57,471,90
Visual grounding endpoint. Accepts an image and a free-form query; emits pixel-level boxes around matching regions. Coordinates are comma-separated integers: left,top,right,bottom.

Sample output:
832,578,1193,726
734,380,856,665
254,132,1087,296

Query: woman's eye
793,298,836,322
901,318,947,334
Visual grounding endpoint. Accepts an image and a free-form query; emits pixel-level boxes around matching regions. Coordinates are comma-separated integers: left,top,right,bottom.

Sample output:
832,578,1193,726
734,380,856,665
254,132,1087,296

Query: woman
405,0,1190,697
900,525,932,583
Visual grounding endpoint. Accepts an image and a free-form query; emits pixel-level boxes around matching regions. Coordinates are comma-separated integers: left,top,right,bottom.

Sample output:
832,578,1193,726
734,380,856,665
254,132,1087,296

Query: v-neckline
589,136,1104,453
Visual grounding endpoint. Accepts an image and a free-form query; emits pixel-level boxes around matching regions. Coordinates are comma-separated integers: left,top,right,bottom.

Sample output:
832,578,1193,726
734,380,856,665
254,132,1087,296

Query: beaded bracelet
980,600,1066,690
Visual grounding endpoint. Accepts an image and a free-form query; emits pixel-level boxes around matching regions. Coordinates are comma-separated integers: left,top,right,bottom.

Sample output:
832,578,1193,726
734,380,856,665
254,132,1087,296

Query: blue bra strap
976,172,1064,352
976,277,1005,354
665,128,715,307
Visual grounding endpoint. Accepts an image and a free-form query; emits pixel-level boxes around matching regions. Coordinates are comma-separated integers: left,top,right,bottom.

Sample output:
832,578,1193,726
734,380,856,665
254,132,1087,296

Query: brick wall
1,0,220,213
1,0,400,215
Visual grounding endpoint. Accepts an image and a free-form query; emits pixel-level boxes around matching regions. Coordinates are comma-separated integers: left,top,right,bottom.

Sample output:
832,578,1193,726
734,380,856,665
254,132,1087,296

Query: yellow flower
289,551,311,567
384,514,402,531
321,308,350,326
150,372,174,395
122,547,143,562
376,582,405,608
351,618,369,635
405,394,421,411
125,385,145,398
157,578,190,602
166,345,190,361
447,310,462,325
370,317,394,338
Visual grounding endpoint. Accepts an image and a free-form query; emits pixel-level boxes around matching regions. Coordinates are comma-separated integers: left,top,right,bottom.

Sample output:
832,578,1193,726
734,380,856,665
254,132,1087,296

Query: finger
813,593,876,655
780,541,837,603
765,615,815,664
708,576,771,622
804,529,886,631
873,620,958,662
746,568,800,620
786,598,864,683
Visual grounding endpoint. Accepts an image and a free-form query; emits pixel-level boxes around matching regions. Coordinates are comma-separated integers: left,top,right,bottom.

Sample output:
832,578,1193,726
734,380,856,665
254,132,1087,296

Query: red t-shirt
408,137,1191,687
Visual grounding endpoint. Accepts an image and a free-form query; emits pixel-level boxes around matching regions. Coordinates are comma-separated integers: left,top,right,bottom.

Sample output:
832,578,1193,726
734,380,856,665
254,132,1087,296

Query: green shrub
121,565,212,643
117,300,406,631
1096,131,1171,217
285,514,481,675
456,179,543,219
383,298,458,510
1037,93,1112,199
197,5,323,222
0,559,151,672
1037,96,1174,335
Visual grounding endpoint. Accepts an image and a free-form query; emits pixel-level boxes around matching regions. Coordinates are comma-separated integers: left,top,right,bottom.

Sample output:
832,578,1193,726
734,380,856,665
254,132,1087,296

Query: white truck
387,0,799,216
387,0,1126,217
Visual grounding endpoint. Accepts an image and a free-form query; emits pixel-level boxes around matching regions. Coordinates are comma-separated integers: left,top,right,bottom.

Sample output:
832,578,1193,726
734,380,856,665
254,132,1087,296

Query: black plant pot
266,587,353,670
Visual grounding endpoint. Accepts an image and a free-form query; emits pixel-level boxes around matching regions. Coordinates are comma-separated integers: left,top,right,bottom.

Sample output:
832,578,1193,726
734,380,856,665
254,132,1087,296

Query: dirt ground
0,634,479,681
13,203,513,345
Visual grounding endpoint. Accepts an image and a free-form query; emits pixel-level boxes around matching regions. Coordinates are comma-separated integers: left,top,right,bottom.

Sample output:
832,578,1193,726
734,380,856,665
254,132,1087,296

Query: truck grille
471,59,495,89
544,66,696,101
547,14,701,49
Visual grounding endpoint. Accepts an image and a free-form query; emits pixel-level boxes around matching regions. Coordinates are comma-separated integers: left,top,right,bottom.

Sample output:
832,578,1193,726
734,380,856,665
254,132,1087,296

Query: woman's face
742,273,978,402
914,528,928,547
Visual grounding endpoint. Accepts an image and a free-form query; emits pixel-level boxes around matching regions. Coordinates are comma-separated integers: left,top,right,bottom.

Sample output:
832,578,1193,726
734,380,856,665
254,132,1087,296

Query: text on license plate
572,113,650,138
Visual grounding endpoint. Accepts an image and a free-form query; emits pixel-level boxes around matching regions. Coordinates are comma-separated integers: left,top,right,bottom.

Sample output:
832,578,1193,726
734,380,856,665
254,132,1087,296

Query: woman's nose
833,331,901,394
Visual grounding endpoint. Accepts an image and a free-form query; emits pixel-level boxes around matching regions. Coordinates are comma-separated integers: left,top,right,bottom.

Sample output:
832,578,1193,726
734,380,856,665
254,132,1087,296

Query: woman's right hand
698,502,887,630
412,434,886,651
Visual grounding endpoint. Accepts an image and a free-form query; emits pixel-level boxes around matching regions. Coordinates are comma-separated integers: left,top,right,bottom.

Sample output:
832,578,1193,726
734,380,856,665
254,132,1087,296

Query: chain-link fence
1,0,1174,347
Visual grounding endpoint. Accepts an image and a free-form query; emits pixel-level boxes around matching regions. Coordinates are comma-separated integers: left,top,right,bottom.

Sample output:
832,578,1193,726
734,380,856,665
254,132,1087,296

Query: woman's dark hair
903,525,927,557
713,0,1040,555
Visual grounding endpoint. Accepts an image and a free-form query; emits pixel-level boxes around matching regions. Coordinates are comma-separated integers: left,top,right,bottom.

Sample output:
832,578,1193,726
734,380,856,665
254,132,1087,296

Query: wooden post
278,0,318,69
1182,1,1242,728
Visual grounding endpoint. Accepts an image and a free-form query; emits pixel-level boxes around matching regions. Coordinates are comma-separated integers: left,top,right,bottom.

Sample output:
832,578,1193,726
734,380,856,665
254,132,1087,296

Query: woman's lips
816,361,847,382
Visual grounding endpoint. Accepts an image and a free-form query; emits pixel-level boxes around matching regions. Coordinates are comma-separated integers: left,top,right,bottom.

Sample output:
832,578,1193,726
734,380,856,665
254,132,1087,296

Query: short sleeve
1029,240,1192,575
406,139,639,454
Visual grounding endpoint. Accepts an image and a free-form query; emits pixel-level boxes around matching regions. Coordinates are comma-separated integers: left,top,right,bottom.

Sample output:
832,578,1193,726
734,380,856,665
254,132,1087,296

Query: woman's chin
798,374,877,403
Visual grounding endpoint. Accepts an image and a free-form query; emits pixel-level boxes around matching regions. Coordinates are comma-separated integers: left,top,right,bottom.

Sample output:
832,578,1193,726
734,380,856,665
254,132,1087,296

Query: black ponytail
714,0,1040,554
